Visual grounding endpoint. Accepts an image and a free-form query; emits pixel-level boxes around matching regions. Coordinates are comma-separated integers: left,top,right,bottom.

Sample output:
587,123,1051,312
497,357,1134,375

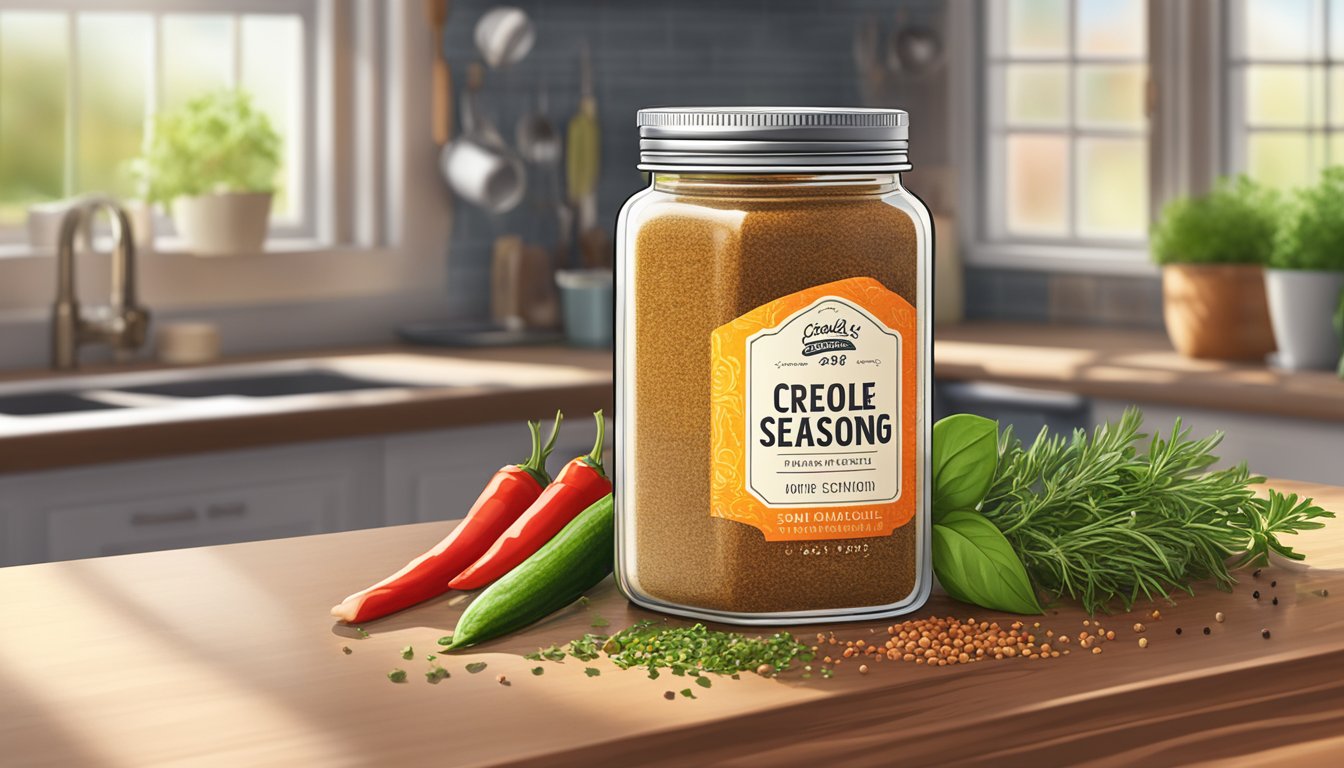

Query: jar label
710,277,917,541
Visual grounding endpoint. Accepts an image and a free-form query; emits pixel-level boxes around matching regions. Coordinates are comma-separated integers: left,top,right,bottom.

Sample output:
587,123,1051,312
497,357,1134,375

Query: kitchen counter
3,479,1343,766
936,323,1344,422
0,346,613,474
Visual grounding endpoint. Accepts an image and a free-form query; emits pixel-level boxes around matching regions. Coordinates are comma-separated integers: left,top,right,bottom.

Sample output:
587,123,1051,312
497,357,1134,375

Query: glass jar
614,108,932,625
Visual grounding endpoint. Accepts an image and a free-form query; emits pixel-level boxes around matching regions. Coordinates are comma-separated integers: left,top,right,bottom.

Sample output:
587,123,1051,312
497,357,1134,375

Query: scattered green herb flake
647,668,660,680
425,666,449,682
531,666,545,676
590,614,610,628
341,646,352,655
387,669,407,683
436,635,454,646
820,668,835,679
584,667,601,677
401,645,414,660
567,634,606,662
802,673,812,679
524,651,542,661
679,688,695,699
540,645,567,662
426,654,437,661
596,621,812,679
577,596,591,607
356,627,370,638
695,676,712,689
465,662,488,674
731,674,740,680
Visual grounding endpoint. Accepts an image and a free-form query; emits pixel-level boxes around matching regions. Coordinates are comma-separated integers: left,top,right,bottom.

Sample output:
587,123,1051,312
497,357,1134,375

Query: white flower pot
171,191,273,257
1264,268,1344,370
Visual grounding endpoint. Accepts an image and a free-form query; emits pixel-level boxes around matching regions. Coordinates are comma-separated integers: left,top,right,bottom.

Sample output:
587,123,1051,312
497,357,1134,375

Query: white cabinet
1092,399,1344,485
0,440,382,566
382,422,597,525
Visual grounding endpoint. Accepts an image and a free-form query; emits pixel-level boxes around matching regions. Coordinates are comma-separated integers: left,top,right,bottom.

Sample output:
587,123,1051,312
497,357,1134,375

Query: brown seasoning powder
629,176,921,614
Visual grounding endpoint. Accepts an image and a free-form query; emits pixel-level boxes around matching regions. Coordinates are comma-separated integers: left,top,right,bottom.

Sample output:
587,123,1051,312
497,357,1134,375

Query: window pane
1331,133,1344,166
1247,132,1320,190
76,13,150,197
1334,0,1344,58
1243,0,1319,59
1007,0,1067,57
1245,66,1325,127
1005,133,1069,236
161,14,233,112
240,14,302,222
1076,0,1145,58
1333,68,1344,125
1078,138,1147,238
0,12,67,225
1005,65,1068,126
1077,65,1145,129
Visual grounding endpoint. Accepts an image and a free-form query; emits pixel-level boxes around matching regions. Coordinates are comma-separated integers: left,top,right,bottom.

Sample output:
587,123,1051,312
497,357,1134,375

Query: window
1227,0,1344,190
0,1,312,240
977,0,1150,261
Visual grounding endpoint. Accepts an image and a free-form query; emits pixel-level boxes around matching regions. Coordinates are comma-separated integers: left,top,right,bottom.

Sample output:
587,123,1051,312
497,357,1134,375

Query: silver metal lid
637,107,910,173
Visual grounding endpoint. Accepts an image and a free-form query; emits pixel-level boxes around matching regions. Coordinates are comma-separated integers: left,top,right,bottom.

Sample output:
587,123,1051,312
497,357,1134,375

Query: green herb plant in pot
1151,175,1278,360
136,90,281,257
1267,166,1344,370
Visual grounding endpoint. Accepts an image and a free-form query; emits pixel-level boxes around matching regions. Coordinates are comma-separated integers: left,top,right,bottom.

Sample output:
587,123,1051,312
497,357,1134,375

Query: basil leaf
932,414,999,520
933,510,1042,615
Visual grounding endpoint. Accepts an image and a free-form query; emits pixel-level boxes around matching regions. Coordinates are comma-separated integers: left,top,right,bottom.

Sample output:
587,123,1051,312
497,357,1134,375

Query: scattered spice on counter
400,645,414,660
695,676,711,689
1132,623,1146,633
341,646,352,655
664,690,675,701
1106,630,1116,641
1253,590,1261,599
1273,597,1280,605
1151,610,1162,620
1253,569,1262,578
1271,580,1277,587
465,662,487,674
1203,627,1211,635
590,614,610,628
1321,589,1331,597
1262,629,1272,639
680,689,695,699
756,664,775,677
437,635,454,646
356,627,370,638
1176,627,1183,635
388,669,407,683
1215,612,1225,623
496,674,510,686
859,664,870,675
425,666,449,683
1138,638,1149,649
426,654,436,661
1092,647,1102,655
873,617,1063,666
600,622,813,677
530,666,545,676
578,596,591,607
584,667,601,677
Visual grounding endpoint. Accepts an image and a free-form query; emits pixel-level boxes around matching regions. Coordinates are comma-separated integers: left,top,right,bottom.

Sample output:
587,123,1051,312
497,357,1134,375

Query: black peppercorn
1253,569,1261,578
1261,629,1271,639
1175,627,1183,635
1272,597,1279,605
1253,590,1260,599
1271,580,1277,587
1203,627,1211,635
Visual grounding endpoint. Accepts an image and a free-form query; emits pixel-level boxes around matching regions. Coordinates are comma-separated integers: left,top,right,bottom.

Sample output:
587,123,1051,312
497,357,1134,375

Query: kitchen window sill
0,237,373,261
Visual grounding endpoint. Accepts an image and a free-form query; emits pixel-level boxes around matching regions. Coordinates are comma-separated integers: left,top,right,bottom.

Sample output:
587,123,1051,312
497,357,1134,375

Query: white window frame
954,0,1165,276
0,1,452,316
0,0,318,244
1223,0,1344,183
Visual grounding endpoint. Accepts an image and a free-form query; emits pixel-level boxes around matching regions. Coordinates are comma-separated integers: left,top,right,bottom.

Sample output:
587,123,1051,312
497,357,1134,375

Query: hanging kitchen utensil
566,41,601,238
439,62,527,213
474,6,535,69
424,0,453,146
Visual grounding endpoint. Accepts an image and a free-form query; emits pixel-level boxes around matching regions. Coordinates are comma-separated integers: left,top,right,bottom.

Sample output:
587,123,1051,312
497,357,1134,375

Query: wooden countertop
935,323,1344,422
0,346,613,475
3,479,1343,766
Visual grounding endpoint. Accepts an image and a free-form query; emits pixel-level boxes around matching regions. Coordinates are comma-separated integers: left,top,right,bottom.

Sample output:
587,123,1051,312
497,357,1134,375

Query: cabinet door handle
130,508,198,526
206,502,248,519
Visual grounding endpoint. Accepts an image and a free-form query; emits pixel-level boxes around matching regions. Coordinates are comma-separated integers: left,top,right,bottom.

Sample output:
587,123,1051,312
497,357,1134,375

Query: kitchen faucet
52,198,150,370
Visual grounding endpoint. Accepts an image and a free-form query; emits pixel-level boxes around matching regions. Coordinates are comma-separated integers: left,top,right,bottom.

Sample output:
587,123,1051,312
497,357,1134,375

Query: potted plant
1151,175,1278,360
136,90,281,257
1267,166,1344,370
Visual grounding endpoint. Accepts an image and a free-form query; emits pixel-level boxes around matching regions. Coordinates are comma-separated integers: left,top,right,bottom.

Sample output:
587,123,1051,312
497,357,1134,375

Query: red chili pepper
331,412,563,623
450,410,611,590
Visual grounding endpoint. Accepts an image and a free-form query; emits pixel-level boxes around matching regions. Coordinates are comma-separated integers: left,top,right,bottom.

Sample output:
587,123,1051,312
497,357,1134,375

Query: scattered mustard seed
1215,611,1225,623
1138,637,1149,649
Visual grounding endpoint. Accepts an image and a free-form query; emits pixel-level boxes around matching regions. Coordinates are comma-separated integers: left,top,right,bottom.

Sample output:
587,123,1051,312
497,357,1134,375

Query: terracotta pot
1162,264,1275,360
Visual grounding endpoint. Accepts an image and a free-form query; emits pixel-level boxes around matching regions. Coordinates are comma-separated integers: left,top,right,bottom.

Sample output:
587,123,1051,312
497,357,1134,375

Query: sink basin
116,371,428,399
0,392,126,417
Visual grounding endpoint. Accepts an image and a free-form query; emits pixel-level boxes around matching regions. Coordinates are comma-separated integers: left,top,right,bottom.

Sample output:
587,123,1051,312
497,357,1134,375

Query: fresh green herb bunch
600,621,813,677
135,89,282,205
1272,165,1344,270
979,408,1332,613
1151,174,1280,266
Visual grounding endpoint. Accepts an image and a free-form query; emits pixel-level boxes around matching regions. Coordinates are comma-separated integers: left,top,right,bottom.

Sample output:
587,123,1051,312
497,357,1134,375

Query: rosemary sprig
979,408,1333,614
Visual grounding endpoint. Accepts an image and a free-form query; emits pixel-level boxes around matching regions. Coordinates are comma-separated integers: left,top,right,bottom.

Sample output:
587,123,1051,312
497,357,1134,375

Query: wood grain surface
935,323,1344,422
1,479,1342,767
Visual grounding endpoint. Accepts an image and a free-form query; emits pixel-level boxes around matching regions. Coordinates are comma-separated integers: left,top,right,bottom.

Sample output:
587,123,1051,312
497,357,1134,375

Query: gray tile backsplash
438,0,946,318
964,268,1164,329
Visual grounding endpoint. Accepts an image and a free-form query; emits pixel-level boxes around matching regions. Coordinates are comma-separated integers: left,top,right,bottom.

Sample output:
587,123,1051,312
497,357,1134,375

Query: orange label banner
709,277,917,541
